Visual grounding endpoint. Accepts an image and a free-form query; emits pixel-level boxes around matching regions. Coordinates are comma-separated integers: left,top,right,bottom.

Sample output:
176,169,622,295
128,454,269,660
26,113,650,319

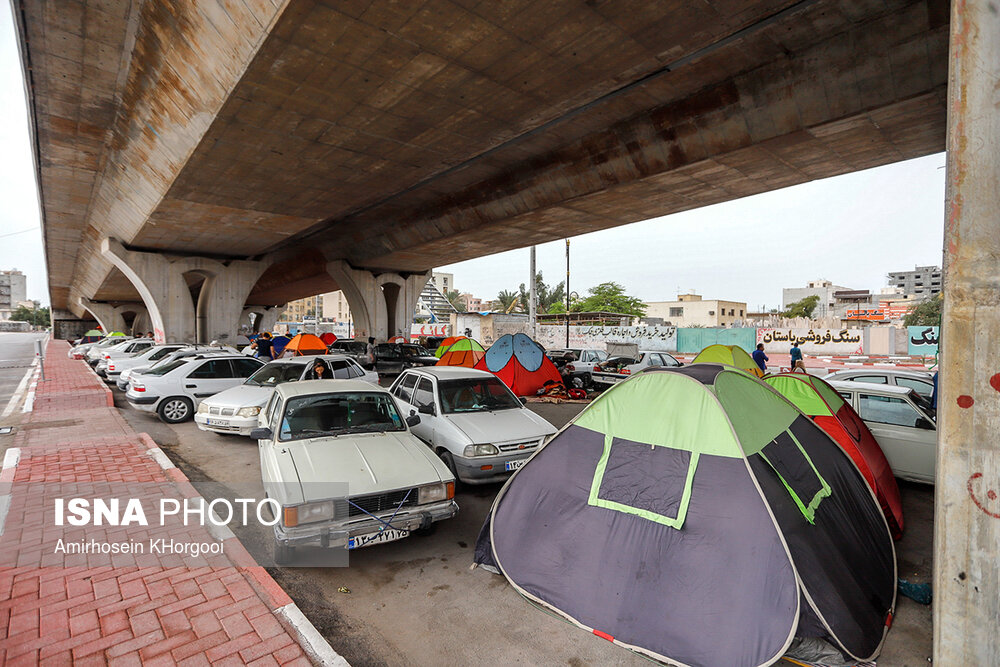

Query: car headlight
237,406,261,417
463,444,498,457
418,482,455,504
196,403,210,415
283,500,336,527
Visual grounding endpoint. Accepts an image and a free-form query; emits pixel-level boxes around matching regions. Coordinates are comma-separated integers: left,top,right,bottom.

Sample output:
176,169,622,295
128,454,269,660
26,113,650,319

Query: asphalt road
0,331,47,421
112,379,933,667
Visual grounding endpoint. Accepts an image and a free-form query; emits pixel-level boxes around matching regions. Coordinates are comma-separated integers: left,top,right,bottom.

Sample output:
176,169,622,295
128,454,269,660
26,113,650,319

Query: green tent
693,343,763,377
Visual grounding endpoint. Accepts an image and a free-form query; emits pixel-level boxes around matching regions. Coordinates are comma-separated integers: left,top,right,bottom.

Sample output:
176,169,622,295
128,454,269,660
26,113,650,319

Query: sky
0,6,946,312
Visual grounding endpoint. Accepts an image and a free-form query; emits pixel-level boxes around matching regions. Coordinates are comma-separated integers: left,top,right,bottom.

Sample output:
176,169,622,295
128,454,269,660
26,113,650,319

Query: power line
0,227,38,239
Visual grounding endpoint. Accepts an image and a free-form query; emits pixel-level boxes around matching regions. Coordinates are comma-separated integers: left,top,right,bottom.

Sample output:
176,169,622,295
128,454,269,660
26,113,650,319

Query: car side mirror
519,397,527,405
406,414,420,427
915,417,935,430
250,427,273,440
418,404,435,416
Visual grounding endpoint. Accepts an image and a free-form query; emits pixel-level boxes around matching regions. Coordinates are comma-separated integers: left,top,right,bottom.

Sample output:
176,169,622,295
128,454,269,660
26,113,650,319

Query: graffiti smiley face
968,473,1000,519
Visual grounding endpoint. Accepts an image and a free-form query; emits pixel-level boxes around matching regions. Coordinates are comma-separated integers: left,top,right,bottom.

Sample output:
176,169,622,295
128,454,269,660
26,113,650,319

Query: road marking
1,364,36,419
276,603,349,666
21,368,39,413
0,447,21,537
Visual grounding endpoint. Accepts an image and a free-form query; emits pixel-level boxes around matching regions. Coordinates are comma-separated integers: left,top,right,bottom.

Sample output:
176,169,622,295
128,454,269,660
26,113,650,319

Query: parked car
823,368,934,399
829,380,936,484
195,355,377,436
116,345,238,391
546,348,609,388
591,351,682,389
125,354,264,423
82,337,133,365
106,343,188,384
327,339,374,369
254,380,458,563
95,338,156,377
388,367,557,484
374,343,438,375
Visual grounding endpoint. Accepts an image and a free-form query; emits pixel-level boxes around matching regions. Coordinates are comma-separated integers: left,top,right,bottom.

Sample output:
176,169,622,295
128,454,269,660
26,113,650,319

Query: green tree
444,290,466,313
10,303,49,327
576,282,646,317
519,272,565,314
494,290,518,313
782,295,820,319
903,294,942,326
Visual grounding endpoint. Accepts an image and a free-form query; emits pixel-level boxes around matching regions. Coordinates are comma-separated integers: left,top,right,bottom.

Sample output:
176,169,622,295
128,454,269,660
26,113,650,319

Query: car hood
445,409,556,445
285,431,446,499
201,383,273,408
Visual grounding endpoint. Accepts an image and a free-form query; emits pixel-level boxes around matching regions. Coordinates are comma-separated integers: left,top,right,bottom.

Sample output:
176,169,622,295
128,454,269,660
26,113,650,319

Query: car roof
276,379,388,398
262,354,354,365
826,368,932,380
827,380,918,396
404,366,494,380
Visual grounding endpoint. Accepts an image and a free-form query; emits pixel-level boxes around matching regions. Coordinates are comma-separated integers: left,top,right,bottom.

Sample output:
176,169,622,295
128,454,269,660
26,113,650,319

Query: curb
0,447,21,536
138,431,347,665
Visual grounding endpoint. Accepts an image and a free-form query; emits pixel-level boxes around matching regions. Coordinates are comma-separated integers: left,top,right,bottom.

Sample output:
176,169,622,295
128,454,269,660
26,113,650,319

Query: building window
708,310,715,316
728,309,735,316
739,309,744,316
669,307,684,317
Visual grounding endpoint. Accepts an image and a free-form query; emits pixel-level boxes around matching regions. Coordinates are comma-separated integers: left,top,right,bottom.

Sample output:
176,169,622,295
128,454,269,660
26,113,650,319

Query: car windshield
246,362,303,386
911,390,936,420
279,392,405,441
439,377,521,414
144,359,189,376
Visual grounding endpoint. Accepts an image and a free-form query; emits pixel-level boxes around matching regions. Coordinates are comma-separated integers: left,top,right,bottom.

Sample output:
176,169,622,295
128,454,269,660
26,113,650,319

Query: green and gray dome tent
475,364,895,667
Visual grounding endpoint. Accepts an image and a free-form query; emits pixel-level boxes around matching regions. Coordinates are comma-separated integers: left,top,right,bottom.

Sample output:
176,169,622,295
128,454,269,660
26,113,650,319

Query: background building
0,270,28,321
459,294,483,312
782,279,855,318
887,265,942,299
431,272,454,295
644,293,747,327
321,291,352,322
280,297,316,322
416,281,457,323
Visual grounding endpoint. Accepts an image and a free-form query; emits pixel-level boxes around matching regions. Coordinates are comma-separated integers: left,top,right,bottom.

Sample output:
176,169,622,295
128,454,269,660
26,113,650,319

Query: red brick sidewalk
0,341,337,665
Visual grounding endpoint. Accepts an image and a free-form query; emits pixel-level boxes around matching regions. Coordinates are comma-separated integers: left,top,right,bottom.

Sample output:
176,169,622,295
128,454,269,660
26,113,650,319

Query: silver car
254,380,458,563
823,368,934,399
829,380,936,484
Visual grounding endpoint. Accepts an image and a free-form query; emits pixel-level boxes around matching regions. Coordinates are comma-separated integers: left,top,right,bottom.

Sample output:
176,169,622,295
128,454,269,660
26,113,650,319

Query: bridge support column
241,305,285,334
326,261,429,341
935,2,1000,664
76,297,127,335
102,238,271,344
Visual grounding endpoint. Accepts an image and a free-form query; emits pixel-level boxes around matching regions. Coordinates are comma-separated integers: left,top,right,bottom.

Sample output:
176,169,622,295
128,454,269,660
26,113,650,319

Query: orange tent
435,335,467,358
436,338,486,367
282,333,328,356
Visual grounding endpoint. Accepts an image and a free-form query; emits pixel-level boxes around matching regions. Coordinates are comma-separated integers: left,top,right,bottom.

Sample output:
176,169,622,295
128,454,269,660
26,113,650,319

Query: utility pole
529,246,537,340
565,239,570,347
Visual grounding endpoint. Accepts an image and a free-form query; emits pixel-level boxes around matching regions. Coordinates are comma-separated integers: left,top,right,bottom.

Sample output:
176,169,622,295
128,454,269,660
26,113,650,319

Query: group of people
751,342,805,375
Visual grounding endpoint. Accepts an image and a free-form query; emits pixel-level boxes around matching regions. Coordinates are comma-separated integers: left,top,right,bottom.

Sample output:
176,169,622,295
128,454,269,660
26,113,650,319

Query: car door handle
185,384,197,388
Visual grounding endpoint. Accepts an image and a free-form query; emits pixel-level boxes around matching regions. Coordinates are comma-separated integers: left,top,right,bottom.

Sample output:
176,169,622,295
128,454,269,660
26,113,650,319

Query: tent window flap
759,430,831,523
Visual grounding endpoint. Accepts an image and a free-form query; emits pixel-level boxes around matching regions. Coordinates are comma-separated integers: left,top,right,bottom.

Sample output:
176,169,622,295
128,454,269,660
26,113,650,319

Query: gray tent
475,364,895,667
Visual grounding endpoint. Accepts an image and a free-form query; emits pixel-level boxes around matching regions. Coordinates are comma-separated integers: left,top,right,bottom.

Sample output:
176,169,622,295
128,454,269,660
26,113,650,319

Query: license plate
207,418,230,426
348,528,409,549
505,459,528,472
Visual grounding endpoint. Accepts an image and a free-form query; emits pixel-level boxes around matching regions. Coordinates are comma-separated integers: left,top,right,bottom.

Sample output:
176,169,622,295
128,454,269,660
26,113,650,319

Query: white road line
2,365,36,419
21,369,39,413
276,603,349,666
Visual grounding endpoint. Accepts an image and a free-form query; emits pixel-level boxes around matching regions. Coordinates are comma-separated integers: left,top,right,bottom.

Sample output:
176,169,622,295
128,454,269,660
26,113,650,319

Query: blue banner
907,326,939,356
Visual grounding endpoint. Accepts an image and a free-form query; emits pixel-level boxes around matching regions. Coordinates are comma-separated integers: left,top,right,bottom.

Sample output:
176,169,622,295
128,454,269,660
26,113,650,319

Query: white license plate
348,528,409,549
207,418,230,426
505,459,528,472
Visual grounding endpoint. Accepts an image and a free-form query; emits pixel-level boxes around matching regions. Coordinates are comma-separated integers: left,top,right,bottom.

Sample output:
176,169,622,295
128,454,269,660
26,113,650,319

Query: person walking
752,343,769,375
789,341,804,373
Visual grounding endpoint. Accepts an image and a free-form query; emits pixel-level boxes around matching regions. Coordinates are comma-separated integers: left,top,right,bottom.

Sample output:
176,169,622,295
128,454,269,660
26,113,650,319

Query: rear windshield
279,392,405,441
439,377,521,414
246,362,303,386
144,359,189,376
334,342,366,352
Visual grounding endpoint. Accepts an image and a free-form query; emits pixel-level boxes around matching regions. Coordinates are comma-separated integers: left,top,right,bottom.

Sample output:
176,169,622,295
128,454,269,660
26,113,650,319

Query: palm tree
444,290,466,312
495,290,519,313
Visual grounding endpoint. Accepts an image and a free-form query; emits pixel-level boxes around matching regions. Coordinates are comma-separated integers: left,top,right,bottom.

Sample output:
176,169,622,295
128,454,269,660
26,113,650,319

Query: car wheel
438,450,460,481
570,375,585,389
582,372,593,389
158,397,193,423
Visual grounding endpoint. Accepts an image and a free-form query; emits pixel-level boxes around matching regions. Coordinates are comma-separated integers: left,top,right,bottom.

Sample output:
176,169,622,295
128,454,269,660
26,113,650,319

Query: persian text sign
907,326,939,356
536,325,677,352
756,328,863,355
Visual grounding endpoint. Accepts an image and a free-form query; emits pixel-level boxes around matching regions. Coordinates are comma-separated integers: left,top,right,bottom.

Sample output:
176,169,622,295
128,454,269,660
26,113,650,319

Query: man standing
254,332,274,361
789,341,804,373
752,343,769,375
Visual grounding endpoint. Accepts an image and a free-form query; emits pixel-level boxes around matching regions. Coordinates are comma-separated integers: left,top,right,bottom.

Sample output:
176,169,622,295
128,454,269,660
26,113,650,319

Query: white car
116,345,238,391
126,353,264,423
388,367,557,484
254,380,458,563
107,343,189,384
823,368,934,399
95,338,156,377
195,355,378,436
591,351,683,389
829,380,936,484
82,336,133,365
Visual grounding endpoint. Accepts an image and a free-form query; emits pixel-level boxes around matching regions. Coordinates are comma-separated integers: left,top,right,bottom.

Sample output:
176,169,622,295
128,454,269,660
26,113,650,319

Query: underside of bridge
15,0,949,339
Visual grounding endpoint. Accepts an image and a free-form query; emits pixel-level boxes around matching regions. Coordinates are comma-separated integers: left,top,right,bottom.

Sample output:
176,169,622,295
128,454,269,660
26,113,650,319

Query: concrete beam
934,1,1000,663
77,297,127,335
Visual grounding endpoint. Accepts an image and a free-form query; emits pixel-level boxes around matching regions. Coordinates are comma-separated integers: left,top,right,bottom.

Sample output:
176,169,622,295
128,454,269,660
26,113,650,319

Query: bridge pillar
326,261,429,341
935,1,1000,664
76,297,127,335
241,305,285,334
102,238,271,344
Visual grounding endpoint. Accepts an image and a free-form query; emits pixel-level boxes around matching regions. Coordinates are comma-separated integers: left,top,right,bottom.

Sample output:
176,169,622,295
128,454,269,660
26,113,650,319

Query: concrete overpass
12,2,1000,662
14,0,951,342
